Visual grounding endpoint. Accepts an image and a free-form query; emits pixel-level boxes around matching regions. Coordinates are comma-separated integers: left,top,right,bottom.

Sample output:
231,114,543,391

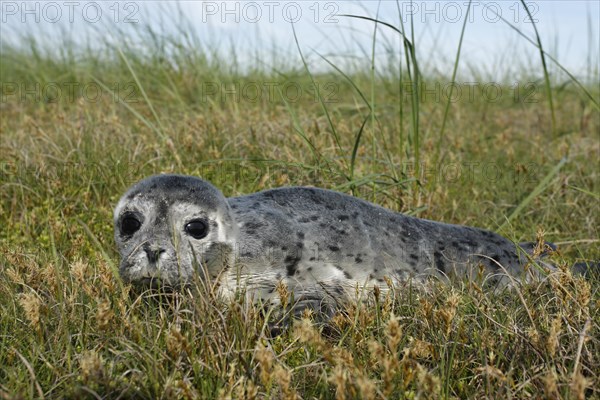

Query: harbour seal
114,174,554,311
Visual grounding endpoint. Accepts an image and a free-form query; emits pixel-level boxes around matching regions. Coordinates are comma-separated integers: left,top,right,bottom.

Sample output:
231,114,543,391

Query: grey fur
114,174,546,309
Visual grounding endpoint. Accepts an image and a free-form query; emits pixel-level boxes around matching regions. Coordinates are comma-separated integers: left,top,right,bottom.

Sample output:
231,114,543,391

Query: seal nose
143,244,165,264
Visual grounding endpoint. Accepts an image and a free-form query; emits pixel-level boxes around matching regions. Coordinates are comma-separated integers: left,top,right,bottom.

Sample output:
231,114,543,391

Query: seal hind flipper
572,261,600,279
518,241,557,257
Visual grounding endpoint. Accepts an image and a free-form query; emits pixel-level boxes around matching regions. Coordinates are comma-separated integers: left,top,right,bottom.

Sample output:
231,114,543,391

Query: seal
114,174,552,311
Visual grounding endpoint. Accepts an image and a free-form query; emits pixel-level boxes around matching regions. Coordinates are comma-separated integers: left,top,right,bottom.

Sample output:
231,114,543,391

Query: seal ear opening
519,241,557,258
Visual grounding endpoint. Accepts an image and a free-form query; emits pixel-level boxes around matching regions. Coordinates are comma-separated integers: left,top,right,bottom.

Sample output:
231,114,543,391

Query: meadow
1,4,599,399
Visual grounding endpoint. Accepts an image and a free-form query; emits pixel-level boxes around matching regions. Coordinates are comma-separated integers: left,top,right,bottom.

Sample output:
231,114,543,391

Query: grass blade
500,157,567,228
290,22,344,168
519,0,556,135
114,46,182,166
435,0,472,165
487,6,599,110
350,115,370,185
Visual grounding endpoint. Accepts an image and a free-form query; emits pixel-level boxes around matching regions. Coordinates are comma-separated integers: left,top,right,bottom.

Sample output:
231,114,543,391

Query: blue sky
2,1,598,81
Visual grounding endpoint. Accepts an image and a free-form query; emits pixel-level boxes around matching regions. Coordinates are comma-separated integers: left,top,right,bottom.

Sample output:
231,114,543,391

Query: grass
1,5,599,399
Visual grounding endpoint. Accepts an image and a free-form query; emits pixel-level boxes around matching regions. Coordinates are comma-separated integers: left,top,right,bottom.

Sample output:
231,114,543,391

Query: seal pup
114,174,553,311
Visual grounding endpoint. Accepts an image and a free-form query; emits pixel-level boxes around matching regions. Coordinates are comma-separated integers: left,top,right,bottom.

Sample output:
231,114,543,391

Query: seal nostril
143,245,165,264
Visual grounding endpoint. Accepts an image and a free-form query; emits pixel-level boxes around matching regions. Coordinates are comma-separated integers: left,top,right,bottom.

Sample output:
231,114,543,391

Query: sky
1,1,598,81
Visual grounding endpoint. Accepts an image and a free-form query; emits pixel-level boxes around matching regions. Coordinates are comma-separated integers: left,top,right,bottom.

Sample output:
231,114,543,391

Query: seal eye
185,220,208,239
121,216,141,236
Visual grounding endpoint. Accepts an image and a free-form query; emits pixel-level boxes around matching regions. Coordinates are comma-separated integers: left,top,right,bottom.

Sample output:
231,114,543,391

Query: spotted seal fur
114,174,559,311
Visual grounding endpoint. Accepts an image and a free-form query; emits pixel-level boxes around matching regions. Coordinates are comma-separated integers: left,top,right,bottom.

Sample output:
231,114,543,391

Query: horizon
1,1,599,82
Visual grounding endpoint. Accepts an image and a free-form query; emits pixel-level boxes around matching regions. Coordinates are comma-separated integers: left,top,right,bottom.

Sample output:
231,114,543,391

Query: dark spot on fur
231,204,238,209
329,246,340,252
490,254,502,268
334,265,343,271
310,215,319,221
245,221,266,230
434,251,445,273
156,201,168,220
298,217,310,223
338,215,349,221
368,273,375,280
309,257,316,261
284,255,301,276
296,242,303,248
343,271,353,279
320,223,327,228
281,246,287,251
461,239,477,247
355,256,363,263
346,253,354,257
307,266,313,271
409,254,418,260
352,212,359,218
297,232,305,239
245,229,255,235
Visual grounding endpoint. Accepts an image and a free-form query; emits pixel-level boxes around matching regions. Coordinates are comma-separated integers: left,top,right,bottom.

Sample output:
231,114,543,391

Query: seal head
113,174,239,287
